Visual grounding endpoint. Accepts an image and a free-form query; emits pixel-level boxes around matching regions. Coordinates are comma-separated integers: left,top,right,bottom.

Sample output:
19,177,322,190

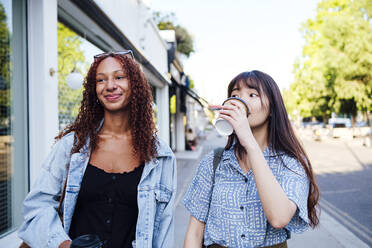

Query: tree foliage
286,0,372,122
153,11,195,57
0,3,11,128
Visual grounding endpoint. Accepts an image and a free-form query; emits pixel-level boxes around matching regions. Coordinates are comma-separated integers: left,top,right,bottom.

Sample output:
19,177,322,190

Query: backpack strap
205,147,224,220
212,147,224,184
201,148,224,247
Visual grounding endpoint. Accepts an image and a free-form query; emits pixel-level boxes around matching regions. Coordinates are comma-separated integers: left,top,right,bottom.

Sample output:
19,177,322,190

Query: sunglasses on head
94,50,134,61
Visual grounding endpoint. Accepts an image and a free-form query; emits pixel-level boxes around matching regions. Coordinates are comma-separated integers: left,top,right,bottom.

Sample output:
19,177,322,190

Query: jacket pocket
153,186,172,231
66,185,80,194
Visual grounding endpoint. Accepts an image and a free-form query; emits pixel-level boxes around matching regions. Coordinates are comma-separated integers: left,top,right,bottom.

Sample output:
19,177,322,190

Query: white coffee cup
214,118,234,136
212,97,250,136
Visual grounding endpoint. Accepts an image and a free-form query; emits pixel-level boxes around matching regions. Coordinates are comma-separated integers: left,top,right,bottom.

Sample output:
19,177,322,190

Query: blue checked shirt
183,144,309,247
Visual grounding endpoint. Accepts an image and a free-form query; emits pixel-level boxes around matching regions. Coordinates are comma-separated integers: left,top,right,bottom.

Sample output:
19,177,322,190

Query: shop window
0,0,28,236
57,22,103,130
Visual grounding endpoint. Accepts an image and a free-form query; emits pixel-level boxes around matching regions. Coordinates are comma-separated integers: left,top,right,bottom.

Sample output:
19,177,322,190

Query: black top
69,163,144,248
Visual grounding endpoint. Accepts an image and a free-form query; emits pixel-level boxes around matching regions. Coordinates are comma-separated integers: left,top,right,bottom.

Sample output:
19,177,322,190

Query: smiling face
95,57,131,113
230,81,270,129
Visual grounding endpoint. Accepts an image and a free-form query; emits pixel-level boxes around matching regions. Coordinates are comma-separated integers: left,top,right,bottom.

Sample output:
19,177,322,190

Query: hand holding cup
211,97,250,136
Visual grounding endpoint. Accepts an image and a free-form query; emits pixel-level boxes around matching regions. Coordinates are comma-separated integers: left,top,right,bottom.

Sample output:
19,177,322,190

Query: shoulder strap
204,147,224,227
212,147,224,184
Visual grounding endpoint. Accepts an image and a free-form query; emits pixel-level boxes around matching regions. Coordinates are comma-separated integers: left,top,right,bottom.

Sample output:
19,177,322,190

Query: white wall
94,0,168,80
28,0,59,184
141,19,169,77
156,86,170,145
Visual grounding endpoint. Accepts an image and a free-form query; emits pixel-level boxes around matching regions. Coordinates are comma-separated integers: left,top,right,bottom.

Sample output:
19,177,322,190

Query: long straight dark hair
225,70,319,227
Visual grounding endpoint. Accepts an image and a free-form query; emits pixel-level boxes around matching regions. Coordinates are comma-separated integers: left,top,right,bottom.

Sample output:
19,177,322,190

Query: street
300,133,372,246
174,128,372,247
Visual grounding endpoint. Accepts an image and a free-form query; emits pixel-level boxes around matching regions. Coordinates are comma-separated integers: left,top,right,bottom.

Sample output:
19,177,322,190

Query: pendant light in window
66,67,84,90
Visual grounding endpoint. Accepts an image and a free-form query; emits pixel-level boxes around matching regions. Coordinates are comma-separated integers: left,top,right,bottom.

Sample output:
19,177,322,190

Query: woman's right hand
218,102,256,150
58,240,72,248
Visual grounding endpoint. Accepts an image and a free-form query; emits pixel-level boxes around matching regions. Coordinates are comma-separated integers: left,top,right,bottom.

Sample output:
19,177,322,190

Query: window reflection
57,22,103,130
0,0,12,235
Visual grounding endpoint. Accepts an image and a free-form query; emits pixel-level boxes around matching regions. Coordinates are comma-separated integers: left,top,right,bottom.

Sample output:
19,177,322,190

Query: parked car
329,123,353,139
356,121,368,127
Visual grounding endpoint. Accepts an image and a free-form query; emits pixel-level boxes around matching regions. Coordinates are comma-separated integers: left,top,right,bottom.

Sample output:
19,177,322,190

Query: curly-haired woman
183,70,319,248
18,51,177,248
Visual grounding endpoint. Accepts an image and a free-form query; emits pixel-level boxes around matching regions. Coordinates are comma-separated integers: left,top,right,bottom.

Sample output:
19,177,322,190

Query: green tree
287,0,372,124
0,3,11,129
153,11,195,57
57,22,88,129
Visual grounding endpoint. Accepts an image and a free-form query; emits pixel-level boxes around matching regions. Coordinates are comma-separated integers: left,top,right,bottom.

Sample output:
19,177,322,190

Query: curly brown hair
56,54,158,163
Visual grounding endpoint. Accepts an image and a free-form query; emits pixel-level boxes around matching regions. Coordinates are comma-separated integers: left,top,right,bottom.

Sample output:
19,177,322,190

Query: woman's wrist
243,140,261,155
58,240,72,248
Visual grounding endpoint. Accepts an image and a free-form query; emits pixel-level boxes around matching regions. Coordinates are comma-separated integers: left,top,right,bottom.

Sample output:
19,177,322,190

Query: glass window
0,0,28,236
57,22,103,130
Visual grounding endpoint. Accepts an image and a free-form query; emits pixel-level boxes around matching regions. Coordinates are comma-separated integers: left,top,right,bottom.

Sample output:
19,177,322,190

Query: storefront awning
172,80,209,108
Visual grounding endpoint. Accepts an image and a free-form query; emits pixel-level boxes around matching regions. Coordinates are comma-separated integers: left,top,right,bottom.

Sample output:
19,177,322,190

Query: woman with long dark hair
183,70,319,248
18,51,176,248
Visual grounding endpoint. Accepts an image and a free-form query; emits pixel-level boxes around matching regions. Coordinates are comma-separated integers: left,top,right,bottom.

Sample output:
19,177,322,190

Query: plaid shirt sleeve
280,155,310,233
183,151,215,223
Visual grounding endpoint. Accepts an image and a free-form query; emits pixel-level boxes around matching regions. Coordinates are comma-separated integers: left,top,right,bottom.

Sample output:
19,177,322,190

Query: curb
320,199,371,247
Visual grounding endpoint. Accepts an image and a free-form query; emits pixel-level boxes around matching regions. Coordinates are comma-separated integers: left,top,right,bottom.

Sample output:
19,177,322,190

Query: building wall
27,0,59,185
94,0,168,80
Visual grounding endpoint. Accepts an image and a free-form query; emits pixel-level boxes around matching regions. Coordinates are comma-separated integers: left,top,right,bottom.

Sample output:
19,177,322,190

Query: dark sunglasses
94,50,134,61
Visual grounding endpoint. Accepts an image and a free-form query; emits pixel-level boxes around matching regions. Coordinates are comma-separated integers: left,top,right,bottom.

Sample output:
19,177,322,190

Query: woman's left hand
218,101,255,149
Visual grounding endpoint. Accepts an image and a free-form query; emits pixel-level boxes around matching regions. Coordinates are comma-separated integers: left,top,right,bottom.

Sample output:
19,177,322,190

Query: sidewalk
174,130,370,248
288,210,369,248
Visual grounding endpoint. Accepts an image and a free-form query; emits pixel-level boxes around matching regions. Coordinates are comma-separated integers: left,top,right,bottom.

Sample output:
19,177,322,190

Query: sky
151,0,321,104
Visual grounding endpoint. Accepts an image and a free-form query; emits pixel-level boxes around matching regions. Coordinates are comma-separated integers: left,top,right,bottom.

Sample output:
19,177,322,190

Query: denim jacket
18,132,177,248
